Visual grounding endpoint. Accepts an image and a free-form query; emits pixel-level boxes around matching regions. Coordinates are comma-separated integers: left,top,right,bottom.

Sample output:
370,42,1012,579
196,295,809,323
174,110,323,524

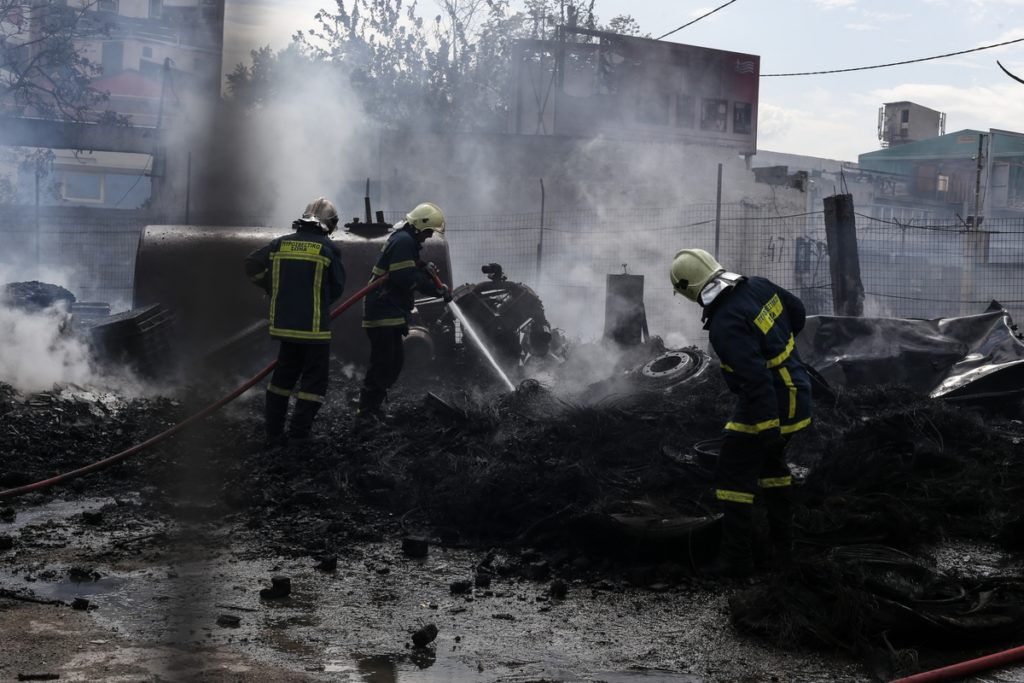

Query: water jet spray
425,264,516,392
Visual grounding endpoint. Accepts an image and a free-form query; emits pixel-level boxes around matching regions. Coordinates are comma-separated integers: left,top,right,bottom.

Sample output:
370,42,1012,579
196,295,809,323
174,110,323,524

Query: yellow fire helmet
669,248,726,302
405,202,446,235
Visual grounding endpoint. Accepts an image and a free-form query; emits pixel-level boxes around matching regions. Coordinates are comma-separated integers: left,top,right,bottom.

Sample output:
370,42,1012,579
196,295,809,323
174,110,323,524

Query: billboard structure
511,27,760,155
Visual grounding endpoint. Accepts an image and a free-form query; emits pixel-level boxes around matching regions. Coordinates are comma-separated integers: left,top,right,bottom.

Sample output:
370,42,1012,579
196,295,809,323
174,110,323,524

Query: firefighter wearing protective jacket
670,248,811,577
356,202,450,426
245,198,346,447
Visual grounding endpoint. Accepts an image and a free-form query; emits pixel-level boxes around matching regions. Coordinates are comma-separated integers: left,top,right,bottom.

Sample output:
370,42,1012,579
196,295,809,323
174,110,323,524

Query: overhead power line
656,0,739,41
763,37,1024,76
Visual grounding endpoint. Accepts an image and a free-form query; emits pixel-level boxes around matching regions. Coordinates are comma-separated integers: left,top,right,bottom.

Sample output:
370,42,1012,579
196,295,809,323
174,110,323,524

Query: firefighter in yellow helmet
671,248,812,577
245,198,345,448
355,202,450,427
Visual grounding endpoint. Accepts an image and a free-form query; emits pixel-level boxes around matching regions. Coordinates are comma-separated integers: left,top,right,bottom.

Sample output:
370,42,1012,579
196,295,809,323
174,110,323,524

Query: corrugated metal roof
859,129,1024,167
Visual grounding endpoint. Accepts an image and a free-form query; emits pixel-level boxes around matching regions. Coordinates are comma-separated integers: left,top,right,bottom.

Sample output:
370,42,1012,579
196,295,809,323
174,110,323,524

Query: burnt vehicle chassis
406,263,562,376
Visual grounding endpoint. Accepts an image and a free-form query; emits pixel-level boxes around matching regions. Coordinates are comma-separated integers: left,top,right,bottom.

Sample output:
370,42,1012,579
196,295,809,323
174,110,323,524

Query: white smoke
0,268,168,396
211,8,814,397
0,299,96,393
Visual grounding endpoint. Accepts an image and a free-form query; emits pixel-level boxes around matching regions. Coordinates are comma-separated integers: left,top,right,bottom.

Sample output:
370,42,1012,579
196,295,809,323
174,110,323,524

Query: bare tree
0,0,109,121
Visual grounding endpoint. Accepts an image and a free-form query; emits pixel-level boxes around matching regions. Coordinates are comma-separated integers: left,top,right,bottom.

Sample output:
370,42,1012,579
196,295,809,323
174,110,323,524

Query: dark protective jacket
244,221,346,343
703,276,812,437
362,225,441,328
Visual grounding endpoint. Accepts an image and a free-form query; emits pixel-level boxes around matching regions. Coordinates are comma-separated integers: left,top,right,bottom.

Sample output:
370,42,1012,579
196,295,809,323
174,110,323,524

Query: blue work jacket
362,225,441,328
244,222,346,343
703,276,812,437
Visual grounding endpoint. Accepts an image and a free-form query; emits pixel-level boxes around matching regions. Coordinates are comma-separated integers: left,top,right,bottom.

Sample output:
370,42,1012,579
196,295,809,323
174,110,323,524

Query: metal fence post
714,163,722,259
536,177,545,287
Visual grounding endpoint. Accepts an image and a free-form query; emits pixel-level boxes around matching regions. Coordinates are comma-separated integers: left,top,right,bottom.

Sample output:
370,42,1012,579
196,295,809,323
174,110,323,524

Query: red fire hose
0,275,389,501
890,644,1024,683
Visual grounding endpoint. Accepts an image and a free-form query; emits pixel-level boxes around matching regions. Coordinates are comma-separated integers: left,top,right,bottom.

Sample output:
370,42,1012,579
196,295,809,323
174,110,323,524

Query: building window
142,46,153,59
61,172,104,203
149,0,161,18
675,94,694,128
701,98,728,132
900,109,910,123
936,175,949,193
636,92,671,126
97,0,118,13
733,102,753,135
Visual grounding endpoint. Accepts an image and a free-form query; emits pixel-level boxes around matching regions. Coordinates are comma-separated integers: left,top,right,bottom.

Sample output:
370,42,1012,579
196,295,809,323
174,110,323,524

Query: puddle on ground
0,566,129,602
0,497,111,532
324,652,481,682
0,531,841,682
321,653,702,682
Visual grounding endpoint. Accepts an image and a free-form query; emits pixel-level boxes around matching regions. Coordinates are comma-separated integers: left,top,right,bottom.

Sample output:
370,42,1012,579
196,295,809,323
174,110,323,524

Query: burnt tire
631,347,712,394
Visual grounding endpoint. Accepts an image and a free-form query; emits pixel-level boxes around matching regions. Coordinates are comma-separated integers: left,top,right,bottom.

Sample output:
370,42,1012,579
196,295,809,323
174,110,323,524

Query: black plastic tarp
796,303,1024,401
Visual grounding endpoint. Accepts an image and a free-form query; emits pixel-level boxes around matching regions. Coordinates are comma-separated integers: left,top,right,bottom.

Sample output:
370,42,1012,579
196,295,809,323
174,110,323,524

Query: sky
221,0,1024,161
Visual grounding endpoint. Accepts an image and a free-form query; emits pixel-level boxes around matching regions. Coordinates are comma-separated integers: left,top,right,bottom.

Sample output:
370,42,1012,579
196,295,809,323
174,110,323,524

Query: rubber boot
288,397,323,440
763,489,794,569
702,502,755,579
265,391,290,448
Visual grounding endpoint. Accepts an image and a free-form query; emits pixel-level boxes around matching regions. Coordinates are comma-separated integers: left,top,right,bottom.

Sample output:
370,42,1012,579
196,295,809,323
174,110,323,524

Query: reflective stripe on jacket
244,223,346,344
704,276,812,437
362,225,439,328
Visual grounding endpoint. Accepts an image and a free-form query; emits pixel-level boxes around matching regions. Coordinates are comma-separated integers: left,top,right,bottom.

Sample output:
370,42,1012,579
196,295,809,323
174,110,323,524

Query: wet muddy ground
0,493,865,682
2,354,1024,682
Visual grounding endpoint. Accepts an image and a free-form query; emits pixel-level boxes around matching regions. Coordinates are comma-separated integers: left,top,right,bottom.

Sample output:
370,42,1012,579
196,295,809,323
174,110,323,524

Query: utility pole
983,130,998,220
960,132,988,315
972,133,986,229
714,163,723,259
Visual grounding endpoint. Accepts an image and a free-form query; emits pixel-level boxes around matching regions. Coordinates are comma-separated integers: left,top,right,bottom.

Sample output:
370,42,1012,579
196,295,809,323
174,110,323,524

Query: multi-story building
77,0,224,125
510,27,760,156
1,0,224,208
753,103,1024,224
859,129,1024,221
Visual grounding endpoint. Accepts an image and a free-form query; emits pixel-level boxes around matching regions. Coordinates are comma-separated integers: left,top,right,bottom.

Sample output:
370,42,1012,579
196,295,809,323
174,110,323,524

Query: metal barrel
132,224,453,366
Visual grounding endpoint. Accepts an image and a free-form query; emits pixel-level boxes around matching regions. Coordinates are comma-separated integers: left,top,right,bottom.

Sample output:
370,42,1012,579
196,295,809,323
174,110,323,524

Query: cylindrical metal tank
132,225,453,367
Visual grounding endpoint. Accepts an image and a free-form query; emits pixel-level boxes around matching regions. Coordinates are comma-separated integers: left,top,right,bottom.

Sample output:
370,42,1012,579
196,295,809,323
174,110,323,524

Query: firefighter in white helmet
356,202,450,427
670,248,812,577
245,198,345,448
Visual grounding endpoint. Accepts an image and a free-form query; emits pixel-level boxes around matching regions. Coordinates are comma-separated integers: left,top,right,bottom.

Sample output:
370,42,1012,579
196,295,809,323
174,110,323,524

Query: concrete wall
378,130,805,217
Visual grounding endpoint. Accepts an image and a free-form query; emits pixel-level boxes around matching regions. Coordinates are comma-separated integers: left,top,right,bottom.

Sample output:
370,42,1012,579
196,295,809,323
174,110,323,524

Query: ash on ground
2,357,1023,682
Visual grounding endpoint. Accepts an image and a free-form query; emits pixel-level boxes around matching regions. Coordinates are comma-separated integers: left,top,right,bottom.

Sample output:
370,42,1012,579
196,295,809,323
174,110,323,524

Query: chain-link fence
446,205,831,345
448,208,1024,345
0,207,146,309
2,204,1023,345
856,214,1024,321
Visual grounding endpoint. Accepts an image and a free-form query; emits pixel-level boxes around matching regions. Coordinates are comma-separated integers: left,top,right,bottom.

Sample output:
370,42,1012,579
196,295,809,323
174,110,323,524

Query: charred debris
2,266,1024,679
